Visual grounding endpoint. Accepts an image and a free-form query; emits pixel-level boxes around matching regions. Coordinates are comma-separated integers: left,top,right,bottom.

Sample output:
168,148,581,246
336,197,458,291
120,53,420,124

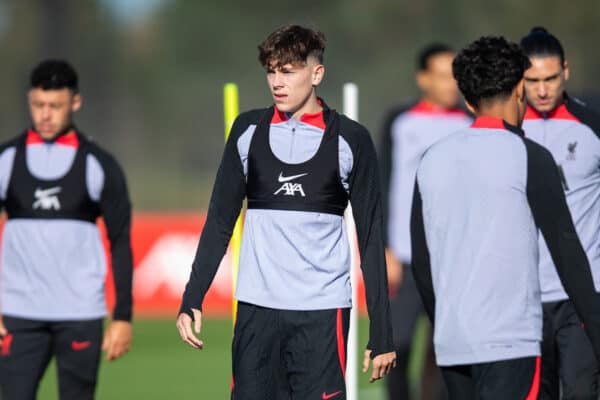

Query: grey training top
411,116,600,366
522,97,600,303
379,101,471,263
0,129,133,321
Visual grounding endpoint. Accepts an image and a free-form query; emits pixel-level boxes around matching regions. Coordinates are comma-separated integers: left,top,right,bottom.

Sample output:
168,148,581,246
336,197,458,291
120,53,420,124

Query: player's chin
533,100,556,112
274,101,293,112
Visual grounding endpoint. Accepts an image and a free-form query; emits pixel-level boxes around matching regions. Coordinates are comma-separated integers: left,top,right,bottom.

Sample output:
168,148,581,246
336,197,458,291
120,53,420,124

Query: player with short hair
176,24,396,399
380,42,471,400
520,26,600,400
0,60,134,400
411,36,600,399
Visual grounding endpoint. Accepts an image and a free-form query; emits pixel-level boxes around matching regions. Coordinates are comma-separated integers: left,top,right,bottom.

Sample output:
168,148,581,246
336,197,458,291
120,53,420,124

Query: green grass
37,317,426,399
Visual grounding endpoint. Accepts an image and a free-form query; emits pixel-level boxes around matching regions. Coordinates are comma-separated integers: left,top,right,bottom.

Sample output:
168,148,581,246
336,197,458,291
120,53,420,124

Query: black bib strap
248,200,346,216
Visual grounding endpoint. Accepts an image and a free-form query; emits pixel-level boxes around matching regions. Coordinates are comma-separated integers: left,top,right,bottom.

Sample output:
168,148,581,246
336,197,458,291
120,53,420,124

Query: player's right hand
176,308,204,349
362,349,397,382
0,315,7,346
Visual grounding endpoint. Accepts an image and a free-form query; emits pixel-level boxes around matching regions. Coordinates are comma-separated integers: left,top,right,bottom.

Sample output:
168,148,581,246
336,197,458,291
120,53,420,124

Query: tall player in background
0,60,134,400
176,25,396,399
521,27,600,400
379,44,471,400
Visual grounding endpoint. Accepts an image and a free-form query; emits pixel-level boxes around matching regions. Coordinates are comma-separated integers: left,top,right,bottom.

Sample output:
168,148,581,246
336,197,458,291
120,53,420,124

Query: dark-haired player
176,25,396,399
520,27,600,400
411,36,600,399
379,43,470,400
0,60,133,400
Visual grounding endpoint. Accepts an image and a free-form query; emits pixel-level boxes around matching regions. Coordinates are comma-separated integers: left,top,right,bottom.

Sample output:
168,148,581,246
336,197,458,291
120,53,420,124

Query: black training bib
5,132,100,222
246,106,349,216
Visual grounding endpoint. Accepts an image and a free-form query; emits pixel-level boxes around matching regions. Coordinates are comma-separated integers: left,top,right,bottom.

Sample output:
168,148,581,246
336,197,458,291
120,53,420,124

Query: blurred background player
0,60,134,400
520,27,600,400
379,43,471,400
411,35,600,399
176,25,396,399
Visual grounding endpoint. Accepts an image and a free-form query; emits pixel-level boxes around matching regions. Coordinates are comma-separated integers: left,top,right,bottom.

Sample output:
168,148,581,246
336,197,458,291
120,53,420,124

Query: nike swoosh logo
71,340,92,351
322,391,343,399
35,187,62,197
278,172,308,183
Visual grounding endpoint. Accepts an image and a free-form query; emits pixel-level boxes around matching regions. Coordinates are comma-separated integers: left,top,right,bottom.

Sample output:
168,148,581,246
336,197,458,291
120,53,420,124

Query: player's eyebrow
524,73,561,82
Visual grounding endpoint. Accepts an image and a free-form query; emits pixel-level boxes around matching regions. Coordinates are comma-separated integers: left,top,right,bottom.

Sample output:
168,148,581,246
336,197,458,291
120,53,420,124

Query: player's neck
477,101,520,127
290,92,322,121
421,97,451,111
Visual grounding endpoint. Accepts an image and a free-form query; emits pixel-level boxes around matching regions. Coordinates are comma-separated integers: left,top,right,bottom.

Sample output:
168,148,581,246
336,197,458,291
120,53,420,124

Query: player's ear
71,93,82,113
311,62,325,87
563,60,570,81
515,79,525,103
416,70,428,92
463,99,476,115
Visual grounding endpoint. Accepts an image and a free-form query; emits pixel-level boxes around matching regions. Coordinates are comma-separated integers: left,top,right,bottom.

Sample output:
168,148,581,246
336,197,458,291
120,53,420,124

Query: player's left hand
102,320,132,362
362,349,397,383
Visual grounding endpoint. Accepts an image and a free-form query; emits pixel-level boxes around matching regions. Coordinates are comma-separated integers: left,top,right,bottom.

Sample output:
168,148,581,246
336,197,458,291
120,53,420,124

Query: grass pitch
38,317,428,399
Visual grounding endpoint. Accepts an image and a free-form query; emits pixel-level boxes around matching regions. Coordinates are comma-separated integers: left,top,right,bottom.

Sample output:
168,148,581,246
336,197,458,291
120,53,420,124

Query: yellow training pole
224,83,242,324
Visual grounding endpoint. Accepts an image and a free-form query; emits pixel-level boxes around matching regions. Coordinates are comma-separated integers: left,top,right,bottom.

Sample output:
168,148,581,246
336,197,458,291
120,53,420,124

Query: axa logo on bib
274,172,307,197
33,186,62,210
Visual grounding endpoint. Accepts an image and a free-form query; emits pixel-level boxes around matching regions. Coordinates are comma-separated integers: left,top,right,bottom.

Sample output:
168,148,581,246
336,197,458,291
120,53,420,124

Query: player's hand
0,315,7,346
102,320,132,362
362,349,397,383
176,308,203,349
385,248,404,291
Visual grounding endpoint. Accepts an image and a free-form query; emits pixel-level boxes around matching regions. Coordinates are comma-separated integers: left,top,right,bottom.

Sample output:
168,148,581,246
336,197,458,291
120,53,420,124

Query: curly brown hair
258,25,326,68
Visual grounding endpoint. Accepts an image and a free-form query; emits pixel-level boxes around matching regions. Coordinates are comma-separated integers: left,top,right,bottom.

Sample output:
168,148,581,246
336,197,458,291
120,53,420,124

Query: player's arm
409,180,435,323
176,114,248,349
378,111,403,289
0,142,16,346
346,123,396,381
97,152,134,361
524,139,600,361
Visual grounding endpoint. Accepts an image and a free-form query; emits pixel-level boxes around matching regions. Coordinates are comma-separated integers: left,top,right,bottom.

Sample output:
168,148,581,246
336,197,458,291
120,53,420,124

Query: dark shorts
0,316,103,400
540,300,599,400
231,302,349,400
440,356,540,400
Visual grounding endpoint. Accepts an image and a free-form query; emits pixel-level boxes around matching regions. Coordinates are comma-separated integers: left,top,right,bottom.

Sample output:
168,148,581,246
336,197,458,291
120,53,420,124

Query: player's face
266,57,324,118
417,52,459,109
523,56,569,113
28,88,81,140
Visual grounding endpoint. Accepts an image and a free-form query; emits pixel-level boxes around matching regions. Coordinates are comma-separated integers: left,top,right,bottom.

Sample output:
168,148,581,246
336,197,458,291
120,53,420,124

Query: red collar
26,129,79,147
524,104,579,122
409,100,467,116
271,99,327,130
471,116,524,136
471,116,506,129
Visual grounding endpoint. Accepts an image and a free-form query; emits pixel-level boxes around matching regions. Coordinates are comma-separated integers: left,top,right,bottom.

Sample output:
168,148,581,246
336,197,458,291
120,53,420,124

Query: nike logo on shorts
278,172,308,182
322,390,343,399
71,340,92,351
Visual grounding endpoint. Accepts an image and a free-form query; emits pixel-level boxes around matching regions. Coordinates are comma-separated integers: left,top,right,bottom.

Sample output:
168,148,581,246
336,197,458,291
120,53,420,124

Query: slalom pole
343,82,359,400
223,83,242,324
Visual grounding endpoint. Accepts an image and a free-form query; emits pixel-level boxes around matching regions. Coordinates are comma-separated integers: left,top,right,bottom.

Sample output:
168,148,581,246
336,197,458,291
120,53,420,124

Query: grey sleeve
524,138,600,361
